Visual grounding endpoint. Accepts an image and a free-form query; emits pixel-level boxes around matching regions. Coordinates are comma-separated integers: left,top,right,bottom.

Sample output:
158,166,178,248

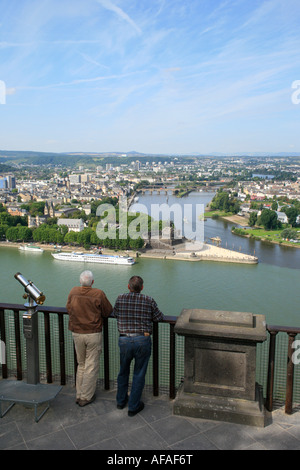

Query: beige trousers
72,332,102,401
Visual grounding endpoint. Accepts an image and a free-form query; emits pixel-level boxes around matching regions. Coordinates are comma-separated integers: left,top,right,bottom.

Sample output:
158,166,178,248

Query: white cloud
96,0,142,34
6,87,16,96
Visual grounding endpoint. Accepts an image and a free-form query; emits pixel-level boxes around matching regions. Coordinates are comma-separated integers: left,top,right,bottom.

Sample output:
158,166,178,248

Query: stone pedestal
173,309,267,427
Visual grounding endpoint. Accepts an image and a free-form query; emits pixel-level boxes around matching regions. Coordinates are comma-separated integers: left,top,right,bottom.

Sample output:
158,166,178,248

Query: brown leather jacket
66,286,112,334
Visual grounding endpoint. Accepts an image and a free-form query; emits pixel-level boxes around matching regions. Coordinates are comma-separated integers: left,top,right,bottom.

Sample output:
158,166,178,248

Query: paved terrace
1,382,300,451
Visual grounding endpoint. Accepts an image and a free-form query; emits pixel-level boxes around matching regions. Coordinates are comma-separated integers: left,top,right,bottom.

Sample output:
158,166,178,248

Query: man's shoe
78,394,96,407
117,395,128,409
128,401,144,417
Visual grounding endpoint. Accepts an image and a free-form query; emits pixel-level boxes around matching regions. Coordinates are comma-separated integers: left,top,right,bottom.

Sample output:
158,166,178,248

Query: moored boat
51,251,135,265
19,244,44,253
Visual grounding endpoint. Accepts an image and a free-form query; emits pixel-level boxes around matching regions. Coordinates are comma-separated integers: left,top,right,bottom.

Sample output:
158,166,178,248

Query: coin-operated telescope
14,273,46,384
14,272,46,307
0,274,62,422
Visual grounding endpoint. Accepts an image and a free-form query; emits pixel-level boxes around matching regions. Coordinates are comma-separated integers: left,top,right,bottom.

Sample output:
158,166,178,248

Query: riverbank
231,227,300,249
0,241,258,264
221,214,250,226
207,214,300,248
0,242,79,252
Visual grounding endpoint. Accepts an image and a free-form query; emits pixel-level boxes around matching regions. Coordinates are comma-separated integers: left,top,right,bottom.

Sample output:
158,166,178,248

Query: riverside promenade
1,382,300,451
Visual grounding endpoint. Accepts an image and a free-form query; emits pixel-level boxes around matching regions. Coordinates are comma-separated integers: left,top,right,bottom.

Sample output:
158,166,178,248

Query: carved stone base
173,382,266,427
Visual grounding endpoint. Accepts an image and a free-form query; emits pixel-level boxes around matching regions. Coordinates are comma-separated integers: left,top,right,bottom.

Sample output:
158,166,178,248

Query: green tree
28,201,45,216
258,209,279,230
6,226,19,241
284,207,299,227
64,231,78,245
210,190,230,212
249,212,257,227
17,226,32,241
0,212,14,226
0,226,6,239
129,237,144,250
281,228,298,240
210,190,240,214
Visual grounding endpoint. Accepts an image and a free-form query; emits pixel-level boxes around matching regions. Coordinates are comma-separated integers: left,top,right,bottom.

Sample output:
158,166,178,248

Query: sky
0,0,300,155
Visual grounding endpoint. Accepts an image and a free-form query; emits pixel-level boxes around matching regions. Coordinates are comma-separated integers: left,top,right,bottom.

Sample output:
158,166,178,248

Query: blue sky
0,0,300,155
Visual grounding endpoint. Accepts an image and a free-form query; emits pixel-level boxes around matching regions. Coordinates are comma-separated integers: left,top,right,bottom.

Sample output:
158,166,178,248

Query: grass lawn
242,227,282,241
204,210,235,217
232,226,300,246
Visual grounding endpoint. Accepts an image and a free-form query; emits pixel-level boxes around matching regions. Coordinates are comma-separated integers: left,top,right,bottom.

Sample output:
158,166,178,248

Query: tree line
0,201,145,250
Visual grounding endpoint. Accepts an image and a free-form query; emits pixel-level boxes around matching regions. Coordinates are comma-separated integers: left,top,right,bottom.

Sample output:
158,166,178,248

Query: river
0,190,299,327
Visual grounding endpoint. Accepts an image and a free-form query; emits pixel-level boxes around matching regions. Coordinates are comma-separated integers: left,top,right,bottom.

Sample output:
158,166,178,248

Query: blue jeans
117,335,151,412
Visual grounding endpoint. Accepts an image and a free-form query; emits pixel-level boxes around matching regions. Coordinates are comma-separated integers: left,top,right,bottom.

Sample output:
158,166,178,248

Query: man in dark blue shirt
113,276,164,416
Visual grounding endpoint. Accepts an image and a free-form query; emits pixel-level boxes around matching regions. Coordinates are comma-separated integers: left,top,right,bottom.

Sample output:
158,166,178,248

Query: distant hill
0,149,299,169
0,150,183,168
0,161,16,173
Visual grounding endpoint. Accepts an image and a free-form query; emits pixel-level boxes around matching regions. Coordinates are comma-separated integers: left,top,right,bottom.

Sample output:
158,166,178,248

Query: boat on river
51,251,135,265
19,244,44,253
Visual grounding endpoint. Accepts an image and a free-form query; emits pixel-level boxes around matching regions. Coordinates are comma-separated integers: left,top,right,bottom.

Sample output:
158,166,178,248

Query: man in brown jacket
66,270,112,406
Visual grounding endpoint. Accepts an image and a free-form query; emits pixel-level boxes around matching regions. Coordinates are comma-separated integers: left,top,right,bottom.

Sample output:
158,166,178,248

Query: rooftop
1,382,300,451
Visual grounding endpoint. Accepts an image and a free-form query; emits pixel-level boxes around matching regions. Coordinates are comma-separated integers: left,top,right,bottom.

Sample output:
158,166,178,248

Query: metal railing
265,324,300,414
0,303,179,399
0,302,300,414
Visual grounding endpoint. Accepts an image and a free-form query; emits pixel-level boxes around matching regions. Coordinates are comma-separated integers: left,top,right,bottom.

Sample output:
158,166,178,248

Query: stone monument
173,308,267,427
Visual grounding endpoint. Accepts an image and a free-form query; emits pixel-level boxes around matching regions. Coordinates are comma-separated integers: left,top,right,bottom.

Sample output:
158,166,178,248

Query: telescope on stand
0,274,62,422
14,272,45,383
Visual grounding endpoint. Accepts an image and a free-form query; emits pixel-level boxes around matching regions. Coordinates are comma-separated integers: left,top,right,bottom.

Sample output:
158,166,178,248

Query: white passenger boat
51,251,135,265
19,244,44,253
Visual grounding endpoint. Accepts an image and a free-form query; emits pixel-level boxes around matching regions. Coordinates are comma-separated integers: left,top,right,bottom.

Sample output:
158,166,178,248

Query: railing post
153,322,159,396
103,317,110,390
0,308,8,379
58,314,66,385
44,312,53,383
169,323,176,399
285,333,296,415
266,330,277,412
13,310,23,381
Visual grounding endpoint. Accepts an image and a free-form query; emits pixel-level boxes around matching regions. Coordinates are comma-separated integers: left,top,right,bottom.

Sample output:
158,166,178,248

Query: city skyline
0,0,300,155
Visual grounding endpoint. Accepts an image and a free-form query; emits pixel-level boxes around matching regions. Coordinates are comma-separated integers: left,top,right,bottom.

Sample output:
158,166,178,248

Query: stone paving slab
1,383,300,451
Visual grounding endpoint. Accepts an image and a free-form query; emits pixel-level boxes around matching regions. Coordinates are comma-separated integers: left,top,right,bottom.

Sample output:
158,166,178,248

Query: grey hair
79,270,94,287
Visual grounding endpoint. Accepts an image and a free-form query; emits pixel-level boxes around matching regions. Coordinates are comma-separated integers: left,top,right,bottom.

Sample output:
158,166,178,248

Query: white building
276,211,288,224
57,218,84,232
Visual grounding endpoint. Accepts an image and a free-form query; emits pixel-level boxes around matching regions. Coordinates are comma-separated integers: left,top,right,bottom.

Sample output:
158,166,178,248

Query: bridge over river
137,184,219,196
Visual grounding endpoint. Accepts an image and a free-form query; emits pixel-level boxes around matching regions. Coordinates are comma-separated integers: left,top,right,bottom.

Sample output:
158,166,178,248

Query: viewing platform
1,301,300,451
2,382,300,450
